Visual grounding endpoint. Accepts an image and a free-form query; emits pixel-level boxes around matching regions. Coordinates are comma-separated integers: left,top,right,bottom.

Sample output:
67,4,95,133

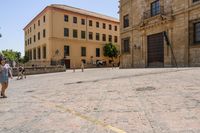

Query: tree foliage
103,43,119,61
2,49,19,61
21,52,29,64
1,49,29,64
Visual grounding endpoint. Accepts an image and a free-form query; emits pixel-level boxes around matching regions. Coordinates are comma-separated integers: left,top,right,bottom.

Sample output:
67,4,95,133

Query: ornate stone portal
120,0,200,68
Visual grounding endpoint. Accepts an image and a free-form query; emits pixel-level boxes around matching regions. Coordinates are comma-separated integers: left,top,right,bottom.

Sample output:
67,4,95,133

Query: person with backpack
17,65,23,80
22,65,26,79
17,65,26,80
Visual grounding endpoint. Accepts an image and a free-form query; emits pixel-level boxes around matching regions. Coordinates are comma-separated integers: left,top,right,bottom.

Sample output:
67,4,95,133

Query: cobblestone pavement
0,68,200,133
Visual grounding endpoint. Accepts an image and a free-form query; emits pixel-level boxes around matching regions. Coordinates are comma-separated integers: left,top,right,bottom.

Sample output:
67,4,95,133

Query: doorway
64,59,70,69
147,33,164,67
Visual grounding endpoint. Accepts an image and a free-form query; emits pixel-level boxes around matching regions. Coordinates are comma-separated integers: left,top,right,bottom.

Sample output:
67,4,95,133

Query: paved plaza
0,68,200,133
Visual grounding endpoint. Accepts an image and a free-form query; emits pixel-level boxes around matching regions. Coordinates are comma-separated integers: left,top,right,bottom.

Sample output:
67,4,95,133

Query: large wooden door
147,33,164,67
64,59,70,69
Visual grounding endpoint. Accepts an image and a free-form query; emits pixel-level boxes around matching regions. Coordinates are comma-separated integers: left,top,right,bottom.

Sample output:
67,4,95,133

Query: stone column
142,30,147,68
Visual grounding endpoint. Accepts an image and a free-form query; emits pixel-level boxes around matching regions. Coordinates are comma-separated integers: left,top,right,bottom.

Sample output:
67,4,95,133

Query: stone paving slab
0,68,200,133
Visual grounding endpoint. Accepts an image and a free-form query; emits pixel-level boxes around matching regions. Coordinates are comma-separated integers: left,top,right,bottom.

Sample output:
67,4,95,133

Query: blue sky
0,0,119,55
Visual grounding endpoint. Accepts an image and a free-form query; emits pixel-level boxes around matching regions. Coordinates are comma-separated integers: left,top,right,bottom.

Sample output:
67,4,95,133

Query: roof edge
50,4,119,22
23,6,50,30
23,4,119,30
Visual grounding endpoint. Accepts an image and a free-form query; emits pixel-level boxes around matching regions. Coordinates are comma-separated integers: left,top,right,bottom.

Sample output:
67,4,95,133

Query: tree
16,52,21,61
18,52,29,64
103,43,119,62
2,49,19,61
1,50,27,63
1,49,29,66
0,51,4,60
0,51,4,56
21,52,29,64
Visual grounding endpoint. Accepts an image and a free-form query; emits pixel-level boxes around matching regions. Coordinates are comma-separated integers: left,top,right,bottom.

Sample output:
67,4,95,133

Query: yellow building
24,4,120,68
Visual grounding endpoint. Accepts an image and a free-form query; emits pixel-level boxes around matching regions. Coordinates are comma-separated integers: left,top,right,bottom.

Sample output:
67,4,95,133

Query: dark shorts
0,80,8,84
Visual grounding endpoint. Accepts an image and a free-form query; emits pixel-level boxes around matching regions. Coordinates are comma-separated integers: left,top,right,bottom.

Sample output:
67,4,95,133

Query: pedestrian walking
73,64,76,73
17,65,23,80
17,65,26,80
0,58,13,98
22,66,26,79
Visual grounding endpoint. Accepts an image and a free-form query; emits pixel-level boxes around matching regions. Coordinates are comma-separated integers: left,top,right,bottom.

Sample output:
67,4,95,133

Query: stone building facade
24,4,120,68
120,0,200,68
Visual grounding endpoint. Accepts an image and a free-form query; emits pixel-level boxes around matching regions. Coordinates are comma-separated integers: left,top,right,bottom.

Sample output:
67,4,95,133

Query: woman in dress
0,58,13,98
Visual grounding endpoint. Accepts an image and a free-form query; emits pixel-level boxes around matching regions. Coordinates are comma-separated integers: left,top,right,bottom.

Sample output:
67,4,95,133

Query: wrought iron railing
143,6,165,20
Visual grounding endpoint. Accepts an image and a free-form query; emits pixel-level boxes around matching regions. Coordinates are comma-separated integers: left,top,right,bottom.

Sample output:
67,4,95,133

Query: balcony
143,6,165,20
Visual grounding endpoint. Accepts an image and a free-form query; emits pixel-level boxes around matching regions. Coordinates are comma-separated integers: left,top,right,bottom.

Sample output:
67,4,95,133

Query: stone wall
189,48,200,67
12,66,66,76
